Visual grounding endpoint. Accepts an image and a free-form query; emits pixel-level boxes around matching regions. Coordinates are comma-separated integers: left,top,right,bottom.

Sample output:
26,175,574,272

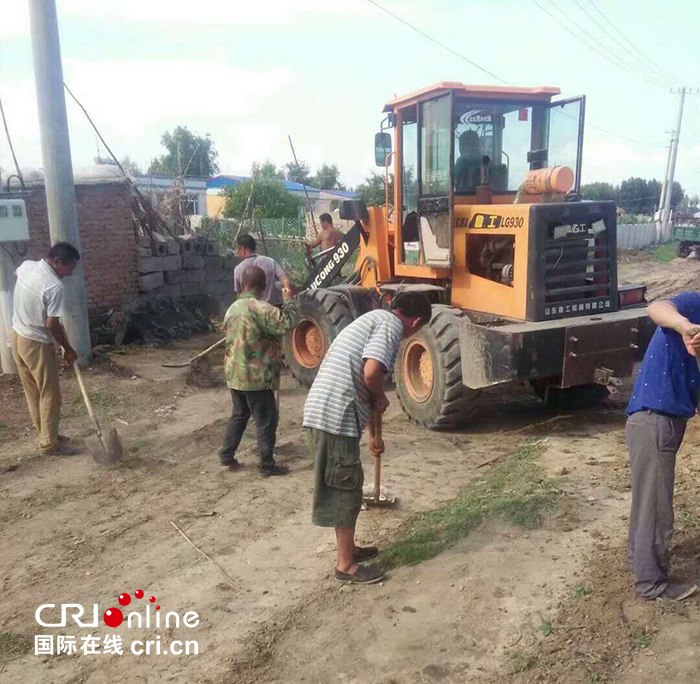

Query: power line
585,0,682,86
571,0,672,86
364,0,510,85
0,94,24,185
532,0,665,88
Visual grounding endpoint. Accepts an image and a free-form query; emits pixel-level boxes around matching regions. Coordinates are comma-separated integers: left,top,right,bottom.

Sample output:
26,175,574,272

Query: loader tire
395,306,480,430
530,380,609,409
283,289,354,388
677,242,693,258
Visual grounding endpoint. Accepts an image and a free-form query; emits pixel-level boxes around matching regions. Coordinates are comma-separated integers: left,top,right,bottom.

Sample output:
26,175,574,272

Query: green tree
284,159,312,186
618,177,652,214
311,163,345,190
252,160,285,180
222,178,303,219
120,156,141,176
356,170,394,207
670,181,685,209
148,126,219,177
580,182,616,202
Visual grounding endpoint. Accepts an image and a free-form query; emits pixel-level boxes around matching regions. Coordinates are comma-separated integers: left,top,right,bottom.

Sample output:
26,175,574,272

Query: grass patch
538,620,553,637
380,443,560,569
632,627,653,650
0,632,32,661
0,421,6,435
648,240,679,262
506,649,537,674
572,584,593,599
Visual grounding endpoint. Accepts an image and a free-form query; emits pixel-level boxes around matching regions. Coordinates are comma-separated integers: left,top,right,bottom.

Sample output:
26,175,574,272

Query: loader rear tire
283,289,354,388
395,306,480,430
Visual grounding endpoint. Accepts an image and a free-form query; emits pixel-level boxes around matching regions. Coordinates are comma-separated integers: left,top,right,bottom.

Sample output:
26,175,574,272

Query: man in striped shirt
303,292,432,584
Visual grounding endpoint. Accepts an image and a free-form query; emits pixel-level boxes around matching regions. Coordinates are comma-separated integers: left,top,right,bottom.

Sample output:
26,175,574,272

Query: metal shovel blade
88,427,124,466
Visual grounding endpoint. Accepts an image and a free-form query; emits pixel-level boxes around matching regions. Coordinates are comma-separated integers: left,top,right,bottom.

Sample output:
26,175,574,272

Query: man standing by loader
233,234,293,307
303,292,432,584
11,242,80,456
304,213,344,255
626,292,700,601
219,265,297,476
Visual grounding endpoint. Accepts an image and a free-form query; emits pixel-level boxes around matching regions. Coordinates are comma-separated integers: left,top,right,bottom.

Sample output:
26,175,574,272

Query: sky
1,0,699,196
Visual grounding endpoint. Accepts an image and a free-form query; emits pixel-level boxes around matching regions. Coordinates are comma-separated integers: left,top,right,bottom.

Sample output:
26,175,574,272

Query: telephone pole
28,0,92,362
659,87,700,239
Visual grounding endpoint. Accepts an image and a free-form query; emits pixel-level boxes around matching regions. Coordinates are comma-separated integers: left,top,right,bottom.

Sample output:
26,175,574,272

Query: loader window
453,101,551,194
420,95,451,196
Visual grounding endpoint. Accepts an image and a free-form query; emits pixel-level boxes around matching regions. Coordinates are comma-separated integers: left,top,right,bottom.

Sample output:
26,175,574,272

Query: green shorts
307,427,364,529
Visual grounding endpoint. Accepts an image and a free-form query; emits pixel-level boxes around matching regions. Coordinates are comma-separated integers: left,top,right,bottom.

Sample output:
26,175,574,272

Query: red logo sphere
103,607,124,628
118,593,131,606
134,590,144,599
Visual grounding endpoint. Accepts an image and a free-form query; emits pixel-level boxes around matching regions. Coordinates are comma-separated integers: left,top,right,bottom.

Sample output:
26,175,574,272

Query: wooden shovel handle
74,364,103,438
371,412,383,502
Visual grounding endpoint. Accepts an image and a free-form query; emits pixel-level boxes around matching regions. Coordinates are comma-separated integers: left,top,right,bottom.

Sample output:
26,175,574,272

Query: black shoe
657,583,698,601
354,546,379,562
258,464,290,477
335,564,385,584
219,457,240,468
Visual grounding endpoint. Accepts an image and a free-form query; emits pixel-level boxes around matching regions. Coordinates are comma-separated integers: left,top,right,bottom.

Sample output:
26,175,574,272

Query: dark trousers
220,389,278,467
626,410,687,599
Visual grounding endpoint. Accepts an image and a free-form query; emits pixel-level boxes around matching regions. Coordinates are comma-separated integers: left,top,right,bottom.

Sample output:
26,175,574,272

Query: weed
506,649,537,674
632,627,653,650
0,631,32,661
572,585,593,599
0,421,6,435
648,240,680,263
538,620,553,637
380,443,560,569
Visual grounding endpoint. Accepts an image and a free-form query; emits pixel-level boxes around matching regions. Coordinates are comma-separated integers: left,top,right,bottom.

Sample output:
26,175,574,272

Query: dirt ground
2,253,700,683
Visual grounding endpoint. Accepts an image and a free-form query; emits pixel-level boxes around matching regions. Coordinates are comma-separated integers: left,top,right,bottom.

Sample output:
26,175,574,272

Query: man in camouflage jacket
219,265,298,476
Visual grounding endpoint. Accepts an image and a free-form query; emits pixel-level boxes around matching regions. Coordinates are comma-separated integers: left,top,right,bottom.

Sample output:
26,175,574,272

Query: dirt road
2,254,700,683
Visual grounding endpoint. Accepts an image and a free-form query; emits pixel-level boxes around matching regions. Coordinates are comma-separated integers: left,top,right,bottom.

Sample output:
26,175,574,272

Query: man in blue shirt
626,291,700,600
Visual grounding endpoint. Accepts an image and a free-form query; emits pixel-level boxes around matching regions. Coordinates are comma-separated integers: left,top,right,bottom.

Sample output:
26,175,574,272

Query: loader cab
378,82,585,271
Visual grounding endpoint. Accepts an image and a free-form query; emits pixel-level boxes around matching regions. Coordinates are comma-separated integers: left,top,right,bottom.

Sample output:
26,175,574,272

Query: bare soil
1,255,700,683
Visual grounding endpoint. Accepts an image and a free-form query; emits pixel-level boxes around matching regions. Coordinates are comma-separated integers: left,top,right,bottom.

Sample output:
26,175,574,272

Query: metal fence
202,217,310,284
617,223,660,250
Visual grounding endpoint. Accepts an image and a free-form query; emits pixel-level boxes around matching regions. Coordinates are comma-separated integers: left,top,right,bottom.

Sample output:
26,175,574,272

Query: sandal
335,564,385,584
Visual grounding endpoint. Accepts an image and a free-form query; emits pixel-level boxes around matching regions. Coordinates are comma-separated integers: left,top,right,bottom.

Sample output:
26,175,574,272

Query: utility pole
660,88,686,239
657,133,672,223
28,0,92,362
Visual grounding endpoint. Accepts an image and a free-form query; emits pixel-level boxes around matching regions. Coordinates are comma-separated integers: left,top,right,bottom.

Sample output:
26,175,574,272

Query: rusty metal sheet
562,319,638,387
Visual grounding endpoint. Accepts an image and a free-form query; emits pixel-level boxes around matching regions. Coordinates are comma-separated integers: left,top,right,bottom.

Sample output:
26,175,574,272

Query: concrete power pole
660,88,686,238
28,0,92,363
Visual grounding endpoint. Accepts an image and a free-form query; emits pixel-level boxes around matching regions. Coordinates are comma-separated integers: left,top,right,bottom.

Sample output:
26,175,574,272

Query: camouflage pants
307,427,364,529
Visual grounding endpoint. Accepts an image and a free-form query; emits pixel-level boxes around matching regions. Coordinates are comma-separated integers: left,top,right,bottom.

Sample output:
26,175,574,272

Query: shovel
161,337,226,368
74,364,124,466
363,412,396,508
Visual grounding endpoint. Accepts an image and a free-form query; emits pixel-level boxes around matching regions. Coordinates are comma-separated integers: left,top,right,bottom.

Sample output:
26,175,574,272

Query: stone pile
135,233,237,300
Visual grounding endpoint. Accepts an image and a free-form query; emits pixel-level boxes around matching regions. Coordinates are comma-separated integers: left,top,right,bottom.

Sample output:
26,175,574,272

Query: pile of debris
92,294,220,346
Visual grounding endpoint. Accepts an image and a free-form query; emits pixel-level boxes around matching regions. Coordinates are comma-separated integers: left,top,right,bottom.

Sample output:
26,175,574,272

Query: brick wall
23,181,137,319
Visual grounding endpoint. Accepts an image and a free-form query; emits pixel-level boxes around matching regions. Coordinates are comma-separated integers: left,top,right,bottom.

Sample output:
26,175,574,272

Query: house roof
207,175,358,197
383,81,561,112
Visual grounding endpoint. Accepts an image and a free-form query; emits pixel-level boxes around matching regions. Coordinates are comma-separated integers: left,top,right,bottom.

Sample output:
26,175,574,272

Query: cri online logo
36,589,200,629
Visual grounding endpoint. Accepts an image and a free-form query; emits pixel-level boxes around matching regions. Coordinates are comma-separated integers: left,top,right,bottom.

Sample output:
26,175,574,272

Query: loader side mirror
375,132,392,167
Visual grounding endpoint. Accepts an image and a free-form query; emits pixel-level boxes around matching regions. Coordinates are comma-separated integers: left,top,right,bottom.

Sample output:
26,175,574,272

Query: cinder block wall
23,181,137,319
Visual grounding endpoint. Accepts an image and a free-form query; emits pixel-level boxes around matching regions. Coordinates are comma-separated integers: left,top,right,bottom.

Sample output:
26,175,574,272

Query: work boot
258,464,290,477
219,457,241,468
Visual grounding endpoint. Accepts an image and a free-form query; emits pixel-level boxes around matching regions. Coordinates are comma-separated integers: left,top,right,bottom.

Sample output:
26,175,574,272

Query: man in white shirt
11,242,80,455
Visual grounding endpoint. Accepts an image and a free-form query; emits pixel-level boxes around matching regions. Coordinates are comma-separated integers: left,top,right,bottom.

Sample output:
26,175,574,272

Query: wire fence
202,217,311,284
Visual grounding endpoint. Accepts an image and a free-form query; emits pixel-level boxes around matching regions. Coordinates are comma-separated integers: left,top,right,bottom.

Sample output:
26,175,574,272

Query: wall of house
23,180,138,319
